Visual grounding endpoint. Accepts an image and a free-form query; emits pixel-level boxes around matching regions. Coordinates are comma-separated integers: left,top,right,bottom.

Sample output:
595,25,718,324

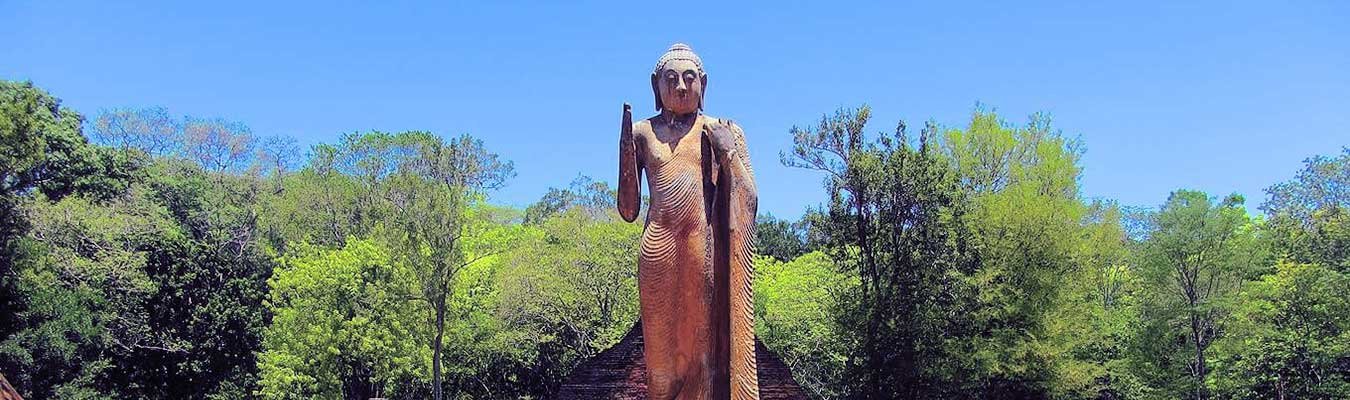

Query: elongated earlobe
652,73,663,112
699,74,707,110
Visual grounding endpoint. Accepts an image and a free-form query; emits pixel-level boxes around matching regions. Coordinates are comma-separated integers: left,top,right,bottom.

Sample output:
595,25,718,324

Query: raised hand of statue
703,118,738,157
621,102,633,140
617,102,641,223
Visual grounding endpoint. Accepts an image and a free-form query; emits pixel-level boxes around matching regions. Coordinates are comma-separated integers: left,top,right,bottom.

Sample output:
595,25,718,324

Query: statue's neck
661,110,700,126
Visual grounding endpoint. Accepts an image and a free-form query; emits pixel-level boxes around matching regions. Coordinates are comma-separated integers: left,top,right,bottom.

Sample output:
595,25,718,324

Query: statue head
652,43,706,114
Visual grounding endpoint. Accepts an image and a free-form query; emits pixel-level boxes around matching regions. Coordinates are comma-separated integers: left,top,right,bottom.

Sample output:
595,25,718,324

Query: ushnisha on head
652,43,706,115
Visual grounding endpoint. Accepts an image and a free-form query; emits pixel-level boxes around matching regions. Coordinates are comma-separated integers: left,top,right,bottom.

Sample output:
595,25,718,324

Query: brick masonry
556,322,808,399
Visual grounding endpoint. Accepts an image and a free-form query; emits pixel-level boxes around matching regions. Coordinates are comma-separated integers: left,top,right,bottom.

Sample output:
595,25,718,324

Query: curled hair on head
651,43,707,111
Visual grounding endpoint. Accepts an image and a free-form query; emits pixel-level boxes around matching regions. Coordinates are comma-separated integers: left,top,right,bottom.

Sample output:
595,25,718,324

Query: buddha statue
617,43,760,400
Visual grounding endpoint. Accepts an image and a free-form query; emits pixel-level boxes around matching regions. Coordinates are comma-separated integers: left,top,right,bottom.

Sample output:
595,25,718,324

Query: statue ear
699,73,707,110
651,73,663,112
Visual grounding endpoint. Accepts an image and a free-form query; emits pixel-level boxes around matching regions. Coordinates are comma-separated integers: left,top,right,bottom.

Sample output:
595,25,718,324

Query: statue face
656,59,704,115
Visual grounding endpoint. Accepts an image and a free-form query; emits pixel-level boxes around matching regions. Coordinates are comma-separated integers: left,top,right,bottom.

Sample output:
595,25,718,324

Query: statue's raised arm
617,103,641,222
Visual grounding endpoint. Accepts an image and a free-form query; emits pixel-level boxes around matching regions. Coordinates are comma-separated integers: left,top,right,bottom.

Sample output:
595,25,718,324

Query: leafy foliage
259,239,428,399
754,252,854,399
784,105,977,399
497,200,641,395
1135,190,1263,399
3,80,1347,400
755,213,810,262
1212,262,1350,399
936,110,1087,397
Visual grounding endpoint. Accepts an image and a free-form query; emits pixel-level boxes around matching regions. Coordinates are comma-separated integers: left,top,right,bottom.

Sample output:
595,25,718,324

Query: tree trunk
1190,314,1207,400
858,201,885,400
433,296,447,400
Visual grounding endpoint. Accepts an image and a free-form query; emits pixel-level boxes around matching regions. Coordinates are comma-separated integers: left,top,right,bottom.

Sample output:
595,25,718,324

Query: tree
383,133,513,400
498,189,642,396
258,239,430,399
180,117,257,173
0,81,125,205
1,81,139,261
129,158,275,399
1263,148,1349,273
1047,201,1153,399
0,146,271,400
1138,190,1262,399
783,105,972,399
89,107,181,157
311,131,514,400
256,156,367,251
1199,148,1350,399
936,109,1087,397
1212,262,1350,399
0,190,176,399
1,82,143,397
1263,148,1349,227
754,251,855,399
522,175,615,225
755,213,808,262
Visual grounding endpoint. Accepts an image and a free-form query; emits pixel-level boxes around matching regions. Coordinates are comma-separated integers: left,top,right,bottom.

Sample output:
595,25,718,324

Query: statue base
556,322,808,399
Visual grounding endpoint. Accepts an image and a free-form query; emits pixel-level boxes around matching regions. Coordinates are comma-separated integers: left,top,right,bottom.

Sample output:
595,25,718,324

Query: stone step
556,323,808,399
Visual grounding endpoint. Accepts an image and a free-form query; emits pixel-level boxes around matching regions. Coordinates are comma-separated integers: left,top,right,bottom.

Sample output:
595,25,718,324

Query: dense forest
1,80,1347,399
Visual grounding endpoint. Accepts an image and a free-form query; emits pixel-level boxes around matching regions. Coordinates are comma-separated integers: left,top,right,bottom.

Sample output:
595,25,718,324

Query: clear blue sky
3,1,1347,218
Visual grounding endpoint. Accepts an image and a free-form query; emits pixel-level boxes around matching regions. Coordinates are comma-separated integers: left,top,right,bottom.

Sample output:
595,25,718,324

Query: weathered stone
618,42,761,400
556,323,807,400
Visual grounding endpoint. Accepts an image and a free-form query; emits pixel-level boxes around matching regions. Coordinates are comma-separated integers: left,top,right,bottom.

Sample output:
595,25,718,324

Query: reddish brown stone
619,42,762,399
556,323,807,400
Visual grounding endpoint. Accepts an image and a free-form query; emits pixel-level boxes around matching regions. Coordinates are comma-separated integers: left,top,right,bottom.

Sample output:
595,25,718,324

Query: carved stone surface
617,43,761,399
556,323,807,400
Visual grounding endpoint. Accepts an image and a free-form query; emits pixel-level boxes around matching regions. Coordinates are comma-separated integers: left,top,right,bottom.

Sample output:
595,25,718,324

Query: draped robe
619,112,759,400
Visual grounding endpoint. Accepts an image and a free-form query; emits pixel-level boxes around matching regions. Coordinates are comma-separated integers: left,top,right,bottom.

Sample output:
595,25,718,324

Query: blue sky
3,1,1346,218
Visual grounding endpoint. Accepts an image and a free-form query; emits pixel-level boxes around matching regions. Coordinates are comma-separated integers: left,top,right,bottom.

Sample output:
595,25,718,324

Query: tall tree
1263,148,1350,272
385,132,511,400
1,82,142,396
89,107,181,157
1263,148,1349,226
137,158,276,399
1047,200,1152,399
753,251,854,399
1212,261,1350,399
783,106,972,399
1,81,138,264
0,190,176,399
312,131,514,400
499,184,642,396
521,175,615,225
1139,190,1261,399
936,109,1087,397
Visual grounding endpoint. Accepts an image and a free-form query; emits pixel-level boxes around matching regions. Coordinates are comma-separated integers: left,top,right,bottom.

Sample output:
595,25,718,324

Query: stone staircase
556,323,808,399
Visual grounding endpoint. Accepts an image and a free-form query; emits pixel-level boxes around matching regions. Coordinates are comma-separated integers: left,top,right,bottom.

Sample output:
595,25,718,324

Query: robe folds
618,111,759,400
707,120,760,400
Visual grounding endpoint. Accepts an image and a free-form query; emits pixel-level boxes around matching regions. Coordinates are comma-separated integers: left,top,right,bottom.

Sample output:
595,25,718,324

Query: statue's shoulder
632,117,657,135
702,114,737,126
701,114,747,137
